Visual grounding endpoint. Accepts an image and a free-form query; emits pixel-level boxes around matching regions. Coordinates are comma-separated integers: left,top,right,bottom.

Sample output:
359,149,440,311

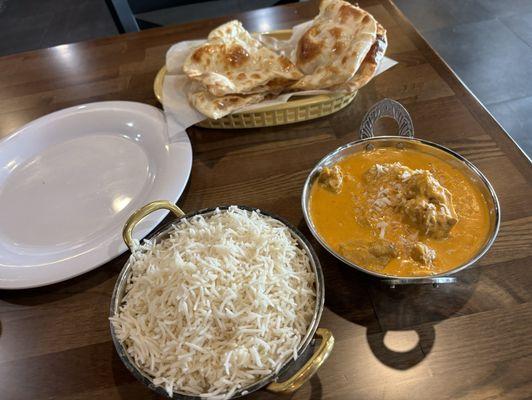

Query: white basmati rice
110,206,316,399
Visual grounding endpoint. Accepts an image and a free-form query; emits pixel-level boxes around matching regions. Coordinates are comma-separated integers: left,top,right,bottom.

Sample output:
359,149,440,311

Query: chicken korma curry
309,147,491,276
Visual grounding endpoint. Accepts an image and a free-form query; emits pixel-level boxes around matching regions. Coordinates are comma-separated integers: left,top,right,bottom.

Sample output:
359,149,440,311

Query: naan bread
291,0,377,90
188,89,265,120
332,23,387,93
183,20,303,97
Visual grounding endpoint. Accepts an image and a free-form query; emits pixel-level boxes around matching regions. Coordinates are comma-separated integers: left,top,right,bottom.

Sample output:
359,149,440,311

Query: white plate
0,101,192,289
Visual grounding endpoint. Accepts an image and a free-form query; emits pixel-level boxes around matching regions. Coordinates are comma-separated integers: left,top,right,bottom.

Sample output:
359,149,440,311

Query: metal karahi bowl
110,201,333,399
302,99,501,286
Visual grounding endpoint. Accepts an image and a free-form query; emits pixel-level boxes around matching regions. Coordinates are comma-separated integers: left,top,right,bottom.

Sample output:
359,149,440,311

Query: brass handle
266,328,334,394
122,200,185,251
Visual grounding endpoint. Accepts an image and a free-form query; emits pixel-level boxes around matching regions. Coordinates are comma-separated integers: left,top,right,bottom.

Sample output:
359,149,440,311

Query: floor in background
0,0,530,157
137,0,288,27
0,0,117,55
394,0,532,157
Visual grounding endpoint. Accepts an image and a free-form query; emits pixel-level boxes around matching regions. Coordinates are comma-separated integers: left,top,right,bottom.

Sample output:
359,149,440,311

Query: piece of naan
183,20,303,97
331,23,387,93
188,89,265,120
291,0,377,90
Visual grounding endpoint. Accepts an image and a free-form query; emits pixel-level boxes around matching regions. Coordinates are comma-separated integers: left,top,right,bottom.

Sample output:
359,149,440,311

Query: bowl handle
359,98,414,139
266,328,334,394
122,200,185,251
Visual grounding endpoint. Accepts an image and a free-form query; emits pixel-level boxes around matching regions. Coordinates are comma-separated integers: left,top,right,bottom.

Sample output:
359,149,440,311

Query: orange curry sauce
309,148,491,276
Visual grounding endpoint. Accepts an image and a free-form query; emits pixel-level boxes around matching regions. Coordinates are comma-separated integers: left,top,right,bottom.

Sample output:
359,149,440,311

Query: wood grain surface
0,1,531,399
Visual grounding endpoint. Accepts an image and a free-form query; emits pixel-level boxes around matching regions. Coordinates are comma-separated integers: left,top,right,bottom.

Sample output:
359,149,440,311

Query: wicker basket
154,30,357,129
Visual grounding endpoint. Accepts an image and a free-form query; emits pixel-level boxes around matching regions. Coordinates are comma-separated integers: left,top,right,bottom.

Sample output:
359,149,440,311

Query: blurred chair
105,0,300,33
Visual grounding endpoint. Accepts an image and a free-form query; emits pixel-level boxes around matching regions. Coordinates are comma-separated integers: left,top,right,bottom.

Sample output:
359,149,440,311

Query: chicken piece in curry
318,165,343,193
309,148,491,276
364,163,458,239
339,239,397,269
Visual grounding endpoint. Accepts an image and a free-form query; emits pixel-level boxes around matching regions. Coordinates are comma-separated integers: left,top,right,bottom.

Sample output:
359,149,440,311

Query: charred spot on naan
191,44,218,64
264,77,294,90
328,27,342,38
192,43,250,69
332,40,344,54
279,56,295,71
226,44,250,67
297,36,323,64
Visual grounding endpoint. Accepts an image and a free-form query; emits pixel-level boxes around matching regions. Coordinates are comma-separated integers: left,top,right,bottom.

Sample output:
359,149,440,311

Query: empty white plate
0,102,192,289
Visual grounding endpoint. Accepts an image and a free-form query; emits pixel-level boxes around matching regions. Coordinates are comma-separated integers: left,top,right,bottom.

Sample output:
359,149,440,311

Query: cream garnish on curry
309,148,491,276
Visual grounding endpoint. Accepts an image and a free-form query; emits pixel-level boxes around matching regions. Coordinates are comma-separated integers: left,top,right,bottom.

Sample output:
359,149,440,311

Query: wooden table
1,1,531,399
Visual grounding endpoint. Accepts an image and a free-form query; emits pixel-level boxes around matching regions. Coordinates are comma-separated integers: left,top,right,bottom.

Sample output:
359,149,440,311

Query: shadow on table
111,348,159,400
184,103,359,171
0,252,127,306
296,219,481,371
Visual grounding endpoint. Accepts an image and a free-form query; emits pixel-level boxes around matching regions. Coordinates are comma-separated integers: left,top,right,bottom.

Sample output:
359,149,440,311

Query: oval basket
153,30,357,129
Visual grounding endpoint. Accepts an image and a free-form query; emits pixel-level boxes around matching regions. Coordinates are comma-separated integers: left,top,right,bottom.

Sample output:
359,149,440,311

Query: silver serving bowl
302,99,501,286
110,200,333,399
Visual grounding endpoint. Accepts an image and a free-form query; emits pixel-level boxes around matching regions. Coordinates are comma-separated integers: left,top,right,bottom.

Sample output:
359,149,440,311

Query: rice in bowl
110,206,317,399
